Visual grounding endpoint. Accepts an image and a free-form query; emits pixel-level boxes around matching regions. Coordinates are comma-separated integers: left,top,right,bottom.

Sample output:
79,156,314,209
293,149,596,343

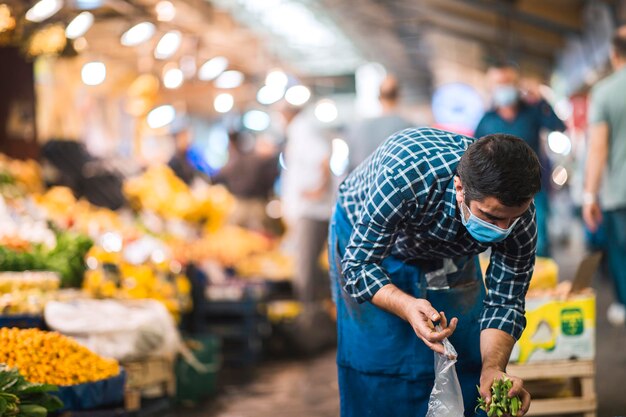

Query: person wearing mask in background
347,75,413,171
168,127,196,185
474,62,565,258
583,26,626,327
329,128,537,416
212,131,279,232
281,104,336,351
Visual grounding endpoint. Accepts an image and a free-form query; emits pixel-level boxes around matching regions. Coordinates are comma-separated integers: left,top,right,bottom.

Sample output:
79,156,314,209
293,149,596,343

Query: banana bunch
124,165,234,225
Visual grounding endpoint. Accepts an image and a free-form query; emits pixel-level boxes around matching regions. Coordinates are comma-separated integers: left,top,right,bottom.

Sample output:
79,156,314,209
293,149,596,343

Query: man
281,105,334,305
347,75,413,170
168,127,196,185
474,63,565,257
329,127,537,416
212,131,279,232
583,25,626,327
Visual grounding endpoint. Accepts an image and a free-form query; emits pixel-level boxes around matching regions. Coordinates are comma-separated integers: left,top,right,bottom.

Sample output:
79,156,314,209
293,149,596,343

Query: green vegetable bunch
0,229,93,288
476,376,522,417
0,366,63,417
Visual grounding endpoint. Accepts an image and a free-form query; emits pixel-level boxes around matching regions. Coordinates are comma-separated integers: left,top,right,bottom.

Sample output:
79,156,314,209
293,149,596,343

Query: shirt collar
443,179,462,239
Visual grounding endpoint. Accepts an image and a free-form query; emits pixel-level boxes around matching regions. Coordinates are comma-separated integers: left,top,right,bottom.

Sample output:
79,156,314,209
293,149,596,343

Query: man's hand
371,284,457,355
583,201,602,232
479,367,531,416
404,300,457,355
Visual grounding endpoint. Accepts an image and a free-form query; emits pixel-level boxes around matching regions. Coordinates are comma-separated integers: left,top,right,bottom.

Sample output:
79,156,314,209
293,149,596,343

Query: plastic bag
45,299,180,361
425,326,465,417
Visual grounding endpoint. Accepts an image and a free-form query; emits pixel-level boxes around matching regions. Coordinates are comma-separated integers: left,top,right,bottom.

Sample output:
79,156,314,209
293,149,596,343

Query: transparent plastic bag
425,326,465,417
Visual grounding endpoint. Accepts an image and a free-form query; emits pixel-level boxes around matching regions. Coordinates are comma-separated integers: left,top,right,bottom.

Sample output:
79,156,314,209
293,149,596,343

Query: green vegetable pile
476,376,522,417
0,366,63,416
0,229,92,288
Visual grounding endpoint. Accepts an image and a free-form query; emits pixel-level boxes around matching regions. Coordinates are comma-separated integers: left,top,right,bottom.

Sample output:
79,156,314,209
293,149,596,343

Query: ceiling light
214,93,234,113
551,165,568,187
156,1,176,22
198,56,228,81
215,70,244,89
180,55,196,79
154,30,181,60
73,37,88,51
547,131,572,156
163,67,183,89
257,85,284,105
26,0,63,23
265,69,288,89
66,12,94,39
121,22,155,47
81,61,106,86
243,110,270,131
74,0,103,9
285,85,311,106
147,105,176,129
315,99,338,123
330,138,350,176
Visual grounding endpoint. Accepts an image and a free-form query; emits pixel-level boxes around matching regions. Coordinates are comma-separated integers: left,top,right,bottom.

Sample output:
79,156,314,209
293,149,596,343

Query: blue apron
329,204,485,417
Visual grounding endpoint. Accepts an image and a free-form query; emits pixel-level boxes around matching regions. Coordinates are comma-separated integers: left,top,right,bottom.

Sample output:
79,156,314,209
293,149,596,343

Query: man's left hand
479,367,531,416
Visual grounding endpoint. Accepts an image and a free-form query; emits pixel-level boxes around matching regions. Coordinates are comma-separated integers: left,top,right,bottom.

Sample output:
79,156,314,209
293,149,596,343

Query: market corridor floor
183,350,340,417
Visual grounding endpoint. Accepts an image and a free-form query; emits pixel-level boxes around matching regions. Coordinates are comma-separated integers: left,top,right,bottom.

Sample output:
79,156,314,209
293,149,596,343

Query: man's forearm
584,123,609,196
481,328,516,372
371,283,415,321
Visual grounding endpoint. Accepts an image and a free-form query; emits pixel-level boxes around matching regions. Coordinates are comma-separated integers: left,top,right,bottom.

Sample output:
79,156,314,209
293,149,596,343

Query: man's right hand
583,201,602,232
404,299,458,355
371,284,457,354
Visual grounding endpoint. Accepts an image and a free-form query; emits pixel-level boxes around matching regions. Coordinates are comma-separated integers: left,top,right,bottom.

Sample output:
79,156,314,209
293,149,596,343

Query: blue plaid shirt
337,127,537,340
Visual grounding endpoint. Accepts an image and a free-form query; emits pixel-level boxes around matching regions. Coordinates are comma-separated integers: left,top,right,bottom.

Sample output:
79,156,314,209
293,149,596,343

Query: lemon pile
0,328,120,386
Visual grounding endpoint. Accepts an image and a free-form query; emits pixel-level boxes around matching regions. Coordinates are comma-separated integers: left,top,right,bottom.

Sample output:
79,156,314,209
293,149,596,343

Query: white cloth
281,110,334,223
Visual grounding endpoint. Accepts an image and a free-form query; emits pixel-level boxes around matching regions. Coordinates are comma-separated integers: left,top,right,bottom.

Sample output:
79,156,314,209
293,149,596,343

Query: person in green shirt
584,25,626,327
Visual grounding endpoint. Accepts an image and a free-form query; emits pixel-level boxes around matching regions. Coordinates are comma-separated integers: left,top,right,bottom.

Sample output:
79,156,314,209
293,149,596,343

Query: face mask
492,85,519,107
460,202,519,243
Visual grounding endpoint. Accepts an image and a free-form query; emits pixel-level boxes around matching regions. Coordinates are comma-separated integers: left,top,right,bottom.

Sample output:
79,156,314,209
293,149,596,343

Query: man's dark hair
487,59,520,72
612,27,626,58
457,134,541,207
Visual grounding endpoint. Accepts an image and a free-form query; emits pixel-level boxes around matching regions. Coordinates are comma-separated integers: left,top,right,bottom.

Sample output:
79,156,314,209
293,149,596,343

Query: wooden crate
508,360,596,417
122,357,176,411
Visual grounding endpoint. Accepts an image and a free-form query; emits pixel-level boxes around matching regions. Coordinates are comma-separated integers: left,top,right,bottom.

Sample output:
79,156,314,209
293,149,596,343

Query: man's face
487,66,519,91
453,176,531,229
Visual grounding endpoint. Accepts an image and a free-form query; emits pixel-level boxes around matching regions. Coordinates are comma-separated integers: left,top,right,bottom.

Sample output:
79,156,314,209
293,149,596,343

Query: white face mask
492,85,519,107
460,201,519,243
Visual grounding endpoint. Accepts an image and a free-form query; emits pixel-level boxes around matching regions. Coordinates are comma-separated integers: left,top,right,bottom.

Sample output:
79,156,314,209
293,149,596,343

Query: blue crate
0,314,45,329
55,370,126,411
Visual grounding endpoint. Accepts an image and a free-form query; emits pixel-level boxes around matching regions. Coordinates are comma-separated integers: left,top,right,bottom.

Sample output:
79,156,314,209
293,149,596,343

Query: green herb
0,366,63,417
476,376,522,417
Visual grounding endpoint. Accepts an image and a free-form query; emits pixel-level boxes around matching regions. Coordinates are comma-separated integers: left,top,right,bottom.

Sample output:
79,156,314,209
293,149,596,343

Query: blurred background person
347,75,413,171
168,127,196,185
474,62,565,257
280,103,336,352
281,105,334,306
212,131,280,232
583,25,626,327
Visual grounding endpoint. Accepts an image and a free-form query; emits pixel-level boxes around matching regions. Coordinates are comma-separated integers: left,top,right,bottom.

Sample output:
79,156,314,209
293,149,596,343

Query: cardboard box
509,253,601,364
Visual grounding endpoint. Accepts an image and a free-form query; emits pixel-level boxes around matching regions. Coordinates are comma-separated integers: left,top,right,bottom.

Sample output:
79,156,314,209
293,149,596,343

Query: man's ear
453,176,464,204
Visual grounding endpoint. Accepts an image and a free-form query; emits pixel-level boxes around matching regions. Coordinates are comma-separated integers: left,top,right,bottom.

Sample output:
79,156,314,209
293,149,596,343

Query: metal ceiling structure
209,0,598,101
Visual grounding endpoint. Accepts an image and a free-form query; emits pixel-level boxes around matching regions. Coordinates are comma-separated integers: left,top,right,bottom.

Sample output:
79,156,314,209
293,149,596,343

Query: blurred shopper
168,127,196,185
212,131,279,232
281,106,334,305
583,26,626,327
330,128,537,416
474,63,565,257
347,75,413,170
